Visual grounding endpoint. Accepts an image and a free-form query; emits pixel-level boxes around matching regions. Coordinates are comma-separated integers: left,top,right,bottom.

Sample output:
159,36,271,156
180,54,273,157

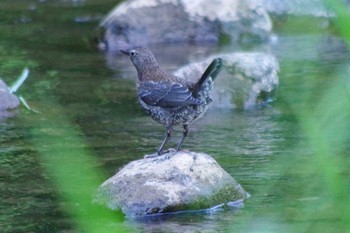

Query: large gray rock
0,79,20,111
99,0,272,51
247,0,335,17
174,52,279,109
96,151,249,217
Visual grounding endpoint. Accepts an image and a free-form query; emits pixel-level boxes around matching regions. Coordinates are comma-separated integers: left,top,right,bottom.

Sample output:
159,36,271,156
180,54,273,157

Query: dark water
1,1,350,233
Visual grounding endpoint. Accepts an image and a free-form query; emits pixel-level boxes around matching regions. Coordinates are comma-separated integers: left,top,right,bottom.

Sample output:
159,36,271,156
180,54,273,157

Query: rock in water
0,79,20,110
99,0,272,51
96,151,249,217
174,52,279,109
247,0,334,17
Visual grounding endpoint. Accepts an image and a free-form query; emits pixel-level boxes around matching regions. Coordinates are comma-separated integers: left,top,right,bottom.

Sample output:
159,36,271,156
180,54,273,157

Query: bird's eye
130,51,135,56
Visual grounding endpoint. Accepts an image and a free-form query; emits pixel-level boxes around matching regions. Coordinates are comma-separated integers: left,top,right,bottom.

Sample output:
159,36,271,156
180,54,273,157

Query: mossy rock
96,151,249,217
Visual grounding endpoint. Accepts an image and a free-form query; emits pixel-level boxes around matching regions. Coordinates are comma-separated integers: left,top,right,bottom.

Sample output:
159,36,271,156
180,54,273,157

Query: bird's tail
193,58,223,97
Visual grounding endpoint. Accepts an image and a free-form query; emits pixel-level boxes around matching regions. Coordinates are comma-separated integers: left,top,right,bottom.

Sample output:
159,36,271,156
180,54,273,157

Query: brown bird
121,47,222,155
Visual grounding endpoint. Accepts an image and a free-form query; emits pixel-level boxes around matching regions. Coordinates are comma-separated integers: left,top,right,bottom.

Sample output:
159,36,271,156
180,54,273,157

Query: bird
121,47,222,156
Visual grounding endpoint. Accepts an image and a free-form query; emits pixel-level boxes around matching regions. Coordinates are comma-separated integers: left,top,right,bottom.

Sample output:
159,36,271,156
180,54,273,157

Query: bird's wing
139,81,201,107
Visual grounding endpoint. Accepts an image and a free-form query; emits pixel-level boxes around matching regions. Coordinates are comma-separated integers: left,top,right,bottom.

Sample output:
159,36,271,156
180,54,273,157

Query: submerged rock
0,79,20,111
96,151,249,217
174,52,279,109
99,0,272,51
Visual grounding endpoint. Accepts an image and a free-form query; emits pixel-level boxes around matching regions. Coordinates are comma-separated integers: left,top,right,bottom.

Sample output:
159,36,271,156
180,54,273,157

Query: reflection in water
124,203,243,233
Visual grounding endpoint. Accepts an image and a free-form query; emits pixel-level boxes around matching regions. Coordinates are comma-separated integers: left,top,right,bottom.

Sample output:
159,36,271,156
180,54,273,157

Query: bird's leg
176,124,189,151
157,126,172,155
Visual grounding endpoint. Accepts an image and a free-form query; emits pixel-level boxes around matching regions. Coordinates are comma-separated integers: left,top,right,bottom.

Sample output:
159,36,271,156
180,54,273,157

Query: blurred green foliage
27,99,128,233
278,1,350,231
0,45,37,78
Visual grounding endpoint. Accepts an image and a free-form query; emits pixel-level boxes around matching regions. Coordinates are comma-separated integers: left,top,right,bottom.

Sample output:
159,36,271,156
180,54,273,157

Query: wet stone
0,79,20,111
99,0,272,51
95,151,249,217
174,52,279,109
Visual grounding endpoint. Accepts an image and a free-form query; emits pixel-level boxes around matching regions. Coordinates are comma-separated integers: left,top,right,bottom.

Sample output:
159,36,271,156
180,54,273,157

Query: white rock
0,79,20,111
99,0,272,51
174,52,279,109
96,151,249,217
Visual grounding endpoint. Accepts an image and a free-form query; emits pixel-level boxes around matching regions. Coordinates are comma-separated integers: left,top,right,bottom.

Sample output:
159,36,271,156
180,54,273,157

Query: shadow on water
1,0,350,232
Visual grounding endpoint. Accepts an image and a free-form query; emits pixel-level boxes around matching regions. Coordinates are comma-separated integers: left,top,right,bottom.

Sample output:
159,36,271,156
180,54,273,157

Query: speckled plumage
121,47,222,155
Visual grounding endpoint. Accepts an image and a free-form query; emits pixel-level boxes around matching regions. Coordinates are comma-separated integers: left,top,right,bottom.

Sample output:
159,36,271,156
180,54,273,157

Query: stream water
1,1,350,233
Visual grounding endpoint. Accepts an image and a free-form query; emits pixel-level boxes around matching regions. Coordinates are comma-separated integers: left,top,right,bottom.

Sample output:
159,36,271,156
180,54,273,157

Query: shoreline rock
95,150,249,217
99,0,272,52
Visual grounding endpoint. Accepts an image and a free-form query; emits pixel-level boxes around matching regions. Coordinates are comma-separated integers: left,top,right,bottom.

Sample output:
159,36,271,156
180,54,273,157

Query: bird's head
120,47,159,71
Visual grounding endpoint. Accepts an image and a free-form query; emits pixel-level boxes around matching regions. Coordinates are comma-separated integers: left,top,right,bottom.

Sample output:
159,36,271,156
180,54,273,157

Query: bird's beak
120,49,129,55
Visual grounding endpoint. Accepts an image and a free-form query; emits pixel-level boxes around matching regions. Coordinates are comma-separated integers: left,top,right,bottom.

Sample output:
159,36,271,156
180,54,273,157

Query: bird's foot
163,148,177,154
162,148,177,159
143,148,177,159
143,153,159,159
